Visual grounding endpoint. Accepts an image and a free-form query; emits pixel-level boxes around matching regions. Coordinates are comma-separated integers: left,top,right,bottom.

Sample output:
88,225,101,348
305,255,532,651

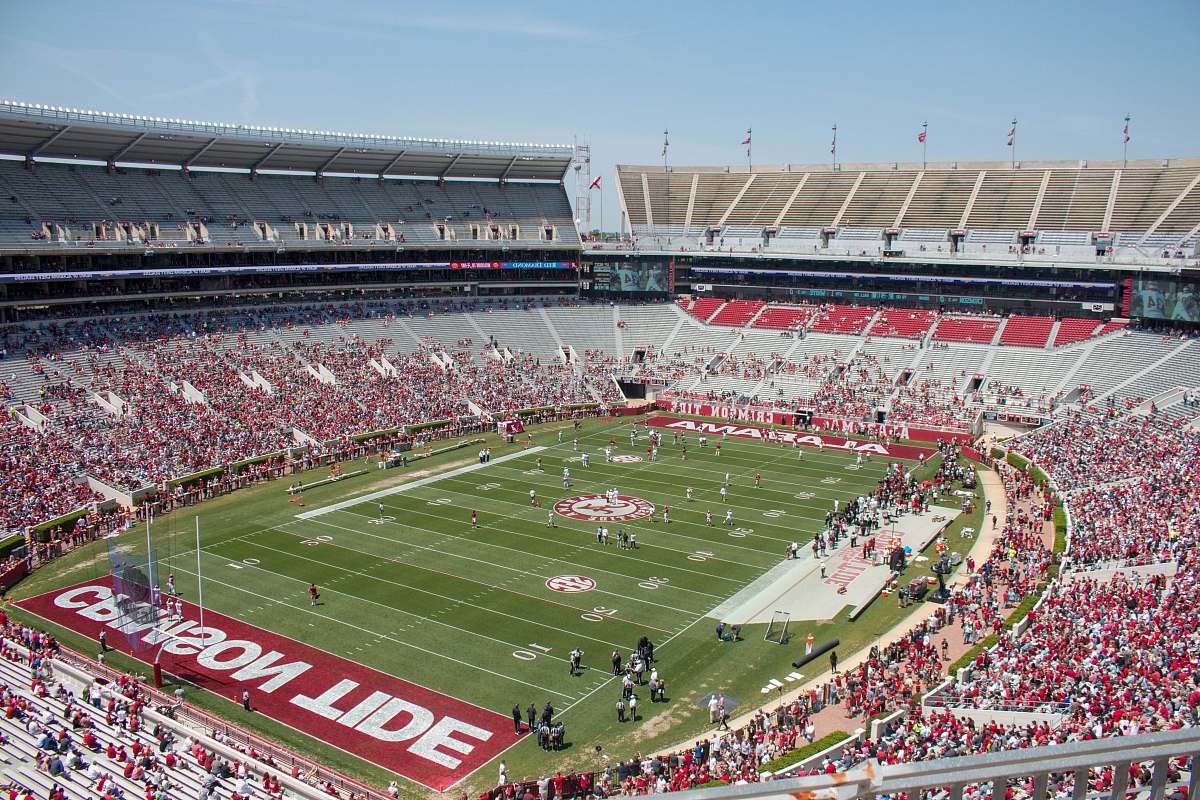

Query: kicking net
764,610,791,644
107,541,161,654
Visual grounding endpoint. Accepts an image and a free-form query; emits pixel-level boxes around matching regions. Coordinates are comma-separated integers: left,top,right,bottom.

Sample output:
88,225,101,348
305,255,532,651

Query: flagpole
145,508,154,593
195,516,204,632
921,121,928,169
831,124,837,169
1010,117,1017,168
747,128,752,172
662,129,669,240
1123,114,1130,168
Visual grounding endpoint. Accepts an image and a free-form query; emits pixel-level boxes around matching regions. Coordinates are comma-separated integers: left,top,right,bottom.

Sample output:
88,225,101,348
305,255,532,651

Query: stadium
1,7,1199,800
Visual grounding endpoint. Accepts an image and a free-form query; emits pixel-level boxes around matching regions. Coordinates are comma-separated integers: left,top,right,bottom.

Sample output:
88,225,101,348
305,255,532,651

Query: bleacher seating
751,304,819,330
808,305,875,335
684,297,725,323
866,308,938,340
617,161,1200,245
998,315,1055,347
1051,317,1103,346
931,315,1001,344
0,160,579,249
708,300,764,327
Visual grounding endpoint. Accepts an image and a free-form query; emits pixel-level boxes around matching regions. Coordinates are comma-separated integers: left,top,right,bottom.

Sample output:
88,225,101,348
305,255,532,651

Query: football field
12,416,970,796
165,421,889,707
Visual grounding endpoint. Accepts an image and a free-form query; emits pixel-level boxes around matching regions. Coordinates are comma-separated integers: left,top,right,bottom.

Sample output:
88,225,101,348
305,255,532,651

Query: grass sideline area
6,414,984,799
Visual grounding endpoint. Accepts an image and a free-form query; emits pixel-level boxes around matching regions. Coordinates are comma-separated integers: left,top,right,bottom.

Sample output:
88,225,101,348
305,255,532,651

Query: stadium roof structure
0,101,574,182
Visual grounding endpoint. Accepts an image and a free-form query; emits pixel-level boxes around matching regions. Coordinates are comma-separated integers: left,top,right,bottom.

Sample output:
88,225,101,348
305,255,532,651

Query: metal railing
0,101,573,158
651,727,1200,800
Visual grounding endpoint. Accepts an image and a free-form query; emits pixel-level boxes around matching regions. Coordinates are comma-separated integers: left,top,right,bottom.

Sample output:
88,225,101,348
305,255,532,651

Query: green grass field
7,415,982,798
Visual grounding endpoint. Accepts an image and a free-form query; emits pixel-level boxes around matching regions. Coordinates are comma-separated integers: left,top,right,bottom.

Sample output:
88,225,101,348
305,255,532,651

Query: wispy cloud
0,37,137,107
194,30,261,121
208,0,595,40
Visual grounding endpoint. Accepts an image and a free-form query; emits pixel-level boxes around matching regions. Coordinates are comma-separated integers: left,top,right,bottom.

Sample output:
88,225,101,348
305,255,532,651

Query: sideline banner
655,398,796,427
17,578,517,791
644,416,938,460
655,399,973,444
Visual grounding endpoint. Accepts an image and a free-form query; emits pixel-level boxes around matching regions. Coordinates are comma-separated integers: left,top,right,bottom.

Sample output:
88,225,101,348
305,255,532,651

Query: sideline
295,446,545,519
655,458,1008,753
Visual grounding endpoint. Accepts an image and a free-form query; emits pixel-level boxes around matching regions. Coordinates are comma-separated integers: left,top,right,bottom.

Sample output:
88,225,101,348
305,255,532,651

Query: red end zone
16,578,517,791
645,416,938,460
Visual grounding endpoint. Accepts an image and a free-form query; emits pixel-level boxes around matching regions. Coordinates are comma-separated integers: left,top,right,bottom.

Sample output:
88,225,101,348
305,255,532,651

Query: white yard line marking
374,486,775,571
164,561,577,699
295,446,546,519
229,538,635,649
291,516,704,620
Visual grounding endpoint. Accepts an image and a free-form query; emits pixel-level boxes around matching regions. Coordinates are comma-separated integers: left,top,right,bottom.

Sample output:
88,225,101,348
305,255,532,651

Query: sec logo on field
545,575,597,593
553,494,655,522
611,455,643,463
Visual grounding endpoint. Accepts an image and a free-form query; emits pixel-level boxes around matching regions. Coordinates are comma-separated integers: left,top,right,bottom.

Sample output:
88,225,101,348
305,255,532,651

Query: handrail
647,727,1200,800
43,644,392,800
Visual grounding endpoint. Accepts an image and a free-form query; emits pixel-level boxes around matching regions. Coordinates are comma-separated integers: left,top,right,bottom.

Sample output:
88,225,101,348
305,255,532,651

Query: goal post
764,610,790,644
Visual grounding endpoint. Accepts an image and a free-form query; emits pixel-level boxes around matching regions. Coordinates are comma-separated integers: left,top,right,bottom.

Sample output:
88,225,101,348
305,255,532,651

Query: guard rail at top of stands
644,727,1200,800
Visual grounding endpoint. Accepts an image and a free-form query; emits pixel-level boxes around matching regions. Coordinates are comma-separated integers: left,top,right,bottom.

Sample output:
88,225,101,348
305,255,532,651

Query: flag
589,175,601,190
830,133,837,154
1007,137,1014,147
662,130,669,159
741,130,752,146
917,130,926,144
1123,123,1130,144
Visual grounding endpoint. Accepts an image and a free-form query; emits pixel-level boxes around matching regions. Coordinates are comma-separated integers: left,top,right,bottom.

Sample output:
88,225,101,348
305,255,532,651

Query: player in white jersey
705,510,713,526
720,486,728,503
582,452,590,468
686,486,694,501
725,509,734,526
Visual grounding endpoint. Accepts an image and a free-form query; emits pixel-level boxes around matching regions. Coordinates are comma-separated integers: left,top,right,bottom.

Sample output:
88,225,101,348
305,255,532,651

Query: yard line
199,540,634,653
295,446,546,519
161,560,579,700
556,584,732,717
305,495,729,599
289,516,701,622
461,467,818,540
486,440,882,518
496,430,871,524
378,482,782,567
332,499,760,583
292,514,719,611
546,423,897,479
488,459,881,514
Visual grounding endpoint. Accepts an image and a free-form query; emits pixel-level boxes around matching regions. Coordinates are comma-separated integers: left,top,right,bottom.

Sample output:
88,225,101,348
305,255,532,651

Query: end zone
16,578,518,791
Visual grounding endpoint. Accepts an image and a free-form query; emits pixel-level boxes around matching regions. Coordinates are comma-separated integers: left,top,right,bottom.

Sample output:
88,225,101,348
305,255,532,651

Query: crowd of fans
0,302,621,534
0,611,371,800
486,409,1199,797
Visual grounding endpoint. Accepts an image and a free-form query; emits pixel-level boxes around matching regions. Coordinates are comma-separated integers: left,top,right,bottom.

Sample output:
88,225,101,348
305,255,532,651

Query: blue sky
1,0,1196,230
